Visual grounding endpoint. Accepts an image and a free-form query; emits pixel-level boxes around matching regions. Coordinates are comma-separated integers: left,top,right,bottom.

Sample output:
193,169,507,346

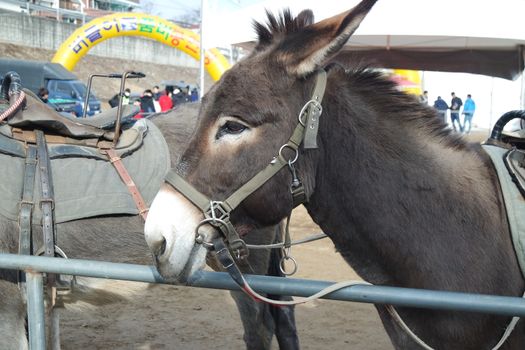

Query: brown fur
171,1,525,349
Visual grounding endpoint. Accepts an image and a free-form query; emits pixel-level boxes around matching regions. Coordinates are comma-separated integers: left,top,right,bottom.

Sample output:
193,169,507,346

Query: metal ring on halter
195,218,227,249
279,255,298,276
298,99,322,126
279,144,299,164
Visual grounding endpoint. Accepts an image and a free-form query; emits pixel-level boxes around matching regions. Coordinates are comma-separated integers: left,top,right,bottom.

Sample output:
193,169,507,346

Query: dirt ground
58,206,394,350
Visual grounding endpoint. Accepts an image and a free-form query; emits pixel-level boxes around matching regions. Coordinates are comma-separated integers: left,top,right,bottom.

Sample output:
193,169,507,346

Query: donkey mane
332,63,468,150
253,8,314,50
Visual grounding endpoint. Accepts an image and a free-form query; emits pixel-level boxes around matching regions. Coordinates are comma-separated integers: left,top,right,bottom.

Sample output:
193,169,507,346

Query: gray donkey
0,102,298,349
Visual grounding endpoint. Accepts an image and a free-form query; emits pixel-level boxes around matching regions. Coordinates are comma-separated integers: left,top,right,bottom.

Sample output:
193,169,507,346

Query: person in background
419,90,428,105
450,92,463,132
433,96,449,123
159,86,173,112
38,87,49,103
108,88,131,108
152,85,161,101
462,94,476,134
172,87,186,106
140,89,155,114
190,87,199,102
122,88,131,105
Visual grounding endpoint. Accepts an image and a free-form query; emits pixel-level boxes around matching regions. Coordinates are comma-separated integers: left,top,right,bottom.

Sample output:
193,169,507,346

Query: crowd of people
419,91,476,134
109,84,199,117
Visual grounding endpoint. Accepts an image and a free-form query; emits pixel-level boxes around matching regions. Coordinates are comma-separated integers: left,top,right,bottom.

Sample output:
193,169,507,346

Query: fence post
26,272,46,350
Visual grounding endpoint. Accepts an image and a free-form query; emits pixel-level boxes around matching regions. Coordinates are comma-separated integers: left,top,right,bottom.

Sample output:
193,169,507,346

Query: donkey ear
279,0,377,76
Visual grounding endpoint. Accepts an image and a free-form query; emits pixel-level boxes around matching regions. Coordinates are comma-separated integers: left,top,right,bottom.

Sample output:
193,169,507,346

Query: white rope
245,232,327,249
241,276,524,349
386,296,523,350
242,278,371,306
386,305,434,350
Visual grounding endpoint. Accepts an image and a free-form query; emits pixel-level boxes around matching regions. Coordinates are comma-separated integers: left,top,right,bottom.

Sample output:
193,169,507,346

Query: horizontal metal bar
1,253,525,317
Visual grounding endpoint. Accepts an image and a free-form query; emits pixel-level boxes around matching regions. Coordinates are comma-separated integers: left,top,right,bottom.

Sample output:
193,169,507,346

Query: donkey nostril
158,238,167,256
152,237,167,258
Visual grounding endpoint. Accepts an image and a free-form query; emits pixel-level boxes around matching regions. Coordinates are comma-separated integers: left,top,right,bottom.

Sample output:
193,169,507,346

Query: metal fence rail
1,252,525,349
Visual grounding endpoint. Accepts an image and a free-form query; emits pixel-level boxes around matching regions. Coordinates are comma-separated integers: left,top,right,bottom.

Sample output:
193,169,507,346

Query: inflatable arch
52,13,231,81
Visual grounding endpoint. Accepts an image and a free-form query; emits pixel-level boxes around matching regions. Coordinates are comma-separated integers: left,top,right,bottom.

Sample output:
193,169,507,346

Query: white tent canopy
206,0,525,80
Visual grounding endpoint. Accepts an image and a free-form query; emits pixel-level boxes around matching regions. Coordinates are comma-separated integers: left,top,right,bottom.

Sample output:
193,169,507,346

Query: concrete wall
0,13,199,68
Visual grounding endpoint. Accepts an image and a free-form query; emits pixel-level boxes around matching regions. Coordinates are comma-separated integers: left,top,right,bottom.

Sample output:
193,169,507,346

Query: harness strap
35,130,55,259
165,171,210,212
303,70,326,149
35,129,58,294
224,154,290,210
19,146,38,256
18,145,38,289
105,148,148,221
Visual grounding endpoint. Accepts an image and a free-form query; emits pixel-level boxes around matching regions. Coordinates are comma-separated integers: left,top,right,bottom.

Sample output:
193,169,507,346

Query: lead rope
214,237,523,350
387,292,524,350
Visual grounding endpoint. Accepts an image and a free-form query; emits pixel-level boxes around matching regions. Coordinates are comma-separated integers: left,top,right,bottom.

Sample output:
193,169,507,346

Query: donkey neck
303,89,517,291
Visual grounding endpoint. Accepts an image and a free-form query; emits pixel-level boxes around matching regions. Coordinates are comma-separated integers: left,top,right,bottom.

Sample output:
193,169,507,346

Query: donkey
0,103,298,350
143,1,525,349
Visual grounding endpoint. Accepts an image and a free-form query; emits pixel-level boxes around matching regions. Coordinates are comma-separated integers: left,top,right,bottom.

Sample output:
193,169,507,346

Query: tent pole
520,72,525,109
199,0,207,101
520,72,525,129
518,45,524,112
488,77,495,136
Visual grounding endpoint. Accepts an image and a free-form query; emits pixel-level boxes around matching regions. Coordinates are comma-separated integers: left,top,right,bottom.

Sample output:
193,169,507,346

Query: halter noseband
164,70,327,259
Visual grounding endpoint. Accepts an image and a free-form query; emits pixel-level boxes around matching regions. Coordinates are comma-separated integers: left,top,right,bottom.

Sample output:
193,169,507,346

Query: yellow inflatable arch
52,13,231,81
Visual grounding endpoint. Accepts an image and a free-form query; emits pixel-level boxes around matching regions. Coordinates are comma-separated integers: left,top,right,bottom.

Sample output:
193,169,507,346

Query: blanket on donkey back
483,144,525,279
0,119,170,223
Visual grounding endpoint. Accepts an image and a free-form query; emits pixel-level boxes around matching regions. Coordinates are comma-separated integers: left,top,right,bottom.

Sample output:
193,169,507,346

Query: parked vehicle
0,58,101,117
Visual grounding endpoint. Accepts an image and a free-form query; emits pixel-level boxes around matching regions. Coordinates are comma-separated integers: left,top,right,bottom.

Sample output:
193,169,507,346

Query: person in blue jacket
433,96,449,123
462,94,476,134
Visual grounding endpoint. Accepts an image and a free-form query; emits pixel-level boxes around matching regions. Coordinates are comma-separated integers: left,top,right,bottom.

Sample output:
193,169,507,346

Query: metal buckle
298,99,322,126
39,198,55,210
230,239,249,260
206,200,230,223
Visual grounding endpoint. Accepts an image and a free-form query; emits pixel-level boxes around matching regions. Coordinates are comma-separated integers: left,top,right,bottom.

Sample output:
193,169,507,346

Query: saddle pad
505,148,525,198
0,119,145,160
0,119,170,223
483,144,525,279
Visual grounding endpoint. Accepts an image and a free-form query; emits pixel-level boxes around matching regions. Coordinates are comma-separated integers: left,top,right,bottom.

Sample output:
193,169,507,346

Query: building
0,0,141,23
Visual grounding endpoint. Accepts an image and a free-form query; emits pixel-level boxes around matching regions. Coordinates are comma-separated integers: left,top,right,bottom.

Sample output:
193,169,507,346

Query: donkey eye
218,120,248,138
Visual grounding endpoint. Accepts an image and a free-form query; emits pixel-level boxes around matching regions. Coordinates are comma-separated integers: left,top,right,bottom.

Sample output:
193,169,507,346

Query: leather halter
164,70,327,259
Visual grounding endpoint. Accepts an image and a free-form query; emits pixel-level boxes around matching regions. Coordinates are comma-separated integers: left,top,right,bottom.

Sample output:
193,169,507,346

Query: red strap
105,148,148,221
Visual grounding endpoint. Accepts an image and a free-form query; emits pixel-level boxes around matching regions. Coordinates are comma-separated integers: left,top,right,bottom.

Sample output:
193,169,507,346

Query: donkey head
145,0,378,282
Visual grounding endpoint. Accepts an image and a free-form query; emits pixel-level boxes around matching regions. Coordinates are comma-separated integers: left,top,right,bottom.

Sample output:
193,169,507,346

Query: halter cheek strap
164,69,327,259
